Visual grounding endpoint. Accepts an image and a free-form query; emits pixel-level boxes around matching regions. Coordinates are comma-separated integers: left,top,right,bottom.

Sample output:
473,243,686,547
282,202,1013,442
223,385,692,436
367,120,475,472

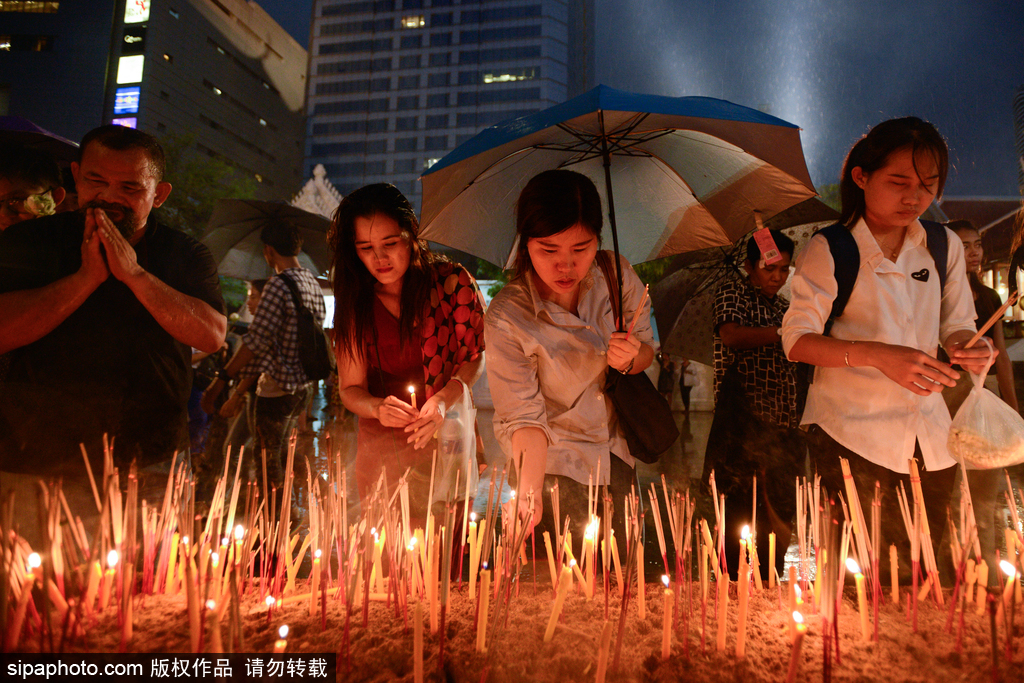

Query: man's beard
81,200,139,239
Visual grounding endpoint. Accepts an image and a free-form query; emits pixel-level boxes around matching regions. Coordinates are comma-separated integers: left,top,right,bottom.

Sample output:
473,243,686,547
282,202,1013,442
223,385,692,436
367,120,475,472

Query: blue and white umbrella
420,85,818,279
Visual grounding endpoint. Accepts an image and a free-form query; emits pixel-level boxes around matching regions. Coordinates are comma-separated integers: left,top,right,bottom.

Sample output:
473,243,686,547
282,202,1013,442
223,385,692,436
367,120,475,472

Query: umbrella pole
598,111,625,332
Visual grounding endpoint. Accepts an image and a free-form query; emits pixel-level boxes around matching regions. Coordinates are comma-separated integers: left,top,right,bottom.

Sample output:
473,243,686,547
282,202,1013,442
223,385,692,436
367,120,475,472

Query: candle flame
794,585,802,600
510,490,516,500
1000,560,1017,578
27,553,41,570
314,549,322,559
661,574,670,588
585,519,599,539
569,559,577,568
845,558,862,575
408,385,415,395
106,550,119,569
211,552,220,565
220,537,228,547
182,536,189,545
278,625,289,639
234,525,244,541
371,527,376,536
482,561,489,570
740,525,750,541
206,599,216,610
792,611,804,625
265,595,275,607
470,512,477,522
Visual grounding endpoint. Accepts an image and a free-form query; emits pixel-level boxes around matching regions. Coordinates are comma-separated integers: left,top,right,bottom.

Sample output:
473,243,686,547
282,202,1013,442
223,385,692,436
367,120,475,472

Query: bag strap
595,250,622,328
819,220,948,336
277,270,309,315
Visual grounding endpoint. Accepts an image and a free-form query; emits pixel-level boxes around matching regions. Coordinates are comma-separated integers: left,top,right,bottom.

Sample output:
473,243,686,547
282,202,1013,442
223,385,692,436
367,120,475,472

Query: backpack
278,271,336,382
796,220,948,410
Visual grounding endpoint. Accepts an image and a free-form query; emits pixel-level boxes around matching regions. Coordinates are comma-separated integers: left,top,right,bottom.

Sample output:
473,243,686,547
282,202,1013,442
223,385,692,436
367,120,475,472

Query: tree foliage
156,134,259,238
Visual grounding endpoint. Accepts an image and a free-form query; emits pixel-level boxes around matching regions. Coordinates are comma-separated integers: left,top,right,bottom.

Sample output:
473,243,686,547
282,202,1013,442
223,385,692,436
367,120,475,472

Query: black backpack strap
277,270,307,314
816,222,860,337
920,220,948,295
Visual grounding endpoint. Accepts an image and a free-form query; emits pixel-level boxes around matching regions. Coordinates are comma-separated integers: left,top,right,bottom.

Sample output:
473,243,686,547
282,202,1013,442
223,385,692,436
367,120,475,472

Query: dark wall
0,2,118,143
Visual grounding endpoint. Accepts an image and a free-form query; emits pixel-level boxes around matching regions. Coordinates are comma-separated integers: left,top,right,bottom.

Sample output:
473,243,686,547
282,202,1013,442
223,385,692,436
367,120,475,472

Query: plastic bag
430,379,479,508
948,338,1024,469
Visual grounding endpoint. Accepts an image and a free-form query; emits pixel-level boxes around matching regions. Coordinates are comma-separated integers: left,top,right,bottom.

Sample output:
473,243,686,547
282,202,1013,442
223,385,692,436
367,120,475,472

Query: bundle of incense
648,482,669,574
838,459,875,590
612,497,643,670
907,459,943,605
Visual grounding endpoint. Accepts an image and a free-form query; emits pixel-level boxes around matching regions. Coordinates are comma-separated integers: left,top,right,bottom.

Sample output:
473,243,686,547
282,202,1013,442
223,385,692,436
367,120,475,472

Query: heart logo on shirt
911,269,929,282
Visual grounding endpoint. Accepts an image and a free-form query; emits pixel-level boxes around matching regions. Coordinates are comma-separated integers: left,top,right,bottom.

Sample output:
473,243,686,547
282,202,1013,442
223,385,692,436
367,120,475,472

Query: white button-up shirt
781,218,977,473
484,253,653,485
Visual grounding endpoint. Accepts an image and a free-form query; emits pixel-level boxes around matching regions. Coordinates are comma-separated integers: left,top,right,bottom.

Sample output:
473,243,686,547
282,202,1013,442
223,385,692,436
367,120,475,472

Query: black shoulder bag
278,271,336,382
596,251,679,464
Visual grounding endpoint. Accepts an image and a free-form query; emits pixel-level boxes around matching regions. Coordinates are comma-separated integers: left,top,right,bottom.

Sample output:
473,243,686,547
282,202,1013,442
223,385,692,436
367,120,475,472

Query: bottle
438,408,464,460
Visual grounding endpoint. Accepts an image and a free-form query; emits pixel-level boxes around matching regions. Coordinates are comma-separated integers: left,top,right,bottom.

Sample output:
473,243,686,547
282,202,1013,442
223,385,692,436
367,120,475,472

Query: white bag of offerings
948,339,1024,469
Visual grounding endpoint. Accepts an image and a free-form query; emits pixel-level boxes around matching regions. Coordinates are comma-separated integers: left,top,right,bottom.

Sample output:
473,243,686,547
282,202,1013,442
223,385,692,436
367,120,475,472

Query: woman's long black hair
329,183,437,361
838,116,949,227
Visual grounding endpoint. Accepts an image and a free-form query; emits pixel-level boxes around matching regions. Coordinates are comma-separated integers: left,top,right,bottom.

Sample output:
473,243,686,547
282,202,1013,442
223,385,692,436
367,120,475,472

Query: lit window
116,55,145,84
401,15,424,28
0,2,60,13
111,117,138,129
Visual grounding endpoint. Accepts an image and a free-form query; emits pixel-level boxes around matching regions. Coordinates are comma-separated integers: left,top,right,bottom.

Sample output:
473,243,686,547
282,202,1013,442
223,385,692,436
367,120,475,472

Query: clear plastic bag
430,379,479,508
947,338,1024,469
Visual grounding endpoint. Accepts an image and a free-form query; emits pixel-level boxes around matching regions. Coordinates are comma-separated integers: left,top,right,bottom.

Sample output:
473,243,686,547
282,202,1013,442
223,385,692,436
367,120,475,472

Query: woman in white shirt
781,117,994,566
485,169,654,540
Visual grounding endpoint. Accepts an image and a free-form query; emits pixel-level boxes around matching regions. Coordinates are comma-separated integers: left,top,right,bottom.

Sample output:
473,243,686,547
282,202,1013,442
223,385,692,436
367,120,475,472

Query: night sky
259,0,1024,197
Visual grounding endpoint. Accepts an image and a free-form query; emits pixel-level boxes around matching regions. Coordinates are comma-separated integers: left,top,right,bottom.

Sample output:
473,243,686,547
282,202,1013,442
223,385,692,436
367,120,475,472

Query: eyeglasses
0,190,55,215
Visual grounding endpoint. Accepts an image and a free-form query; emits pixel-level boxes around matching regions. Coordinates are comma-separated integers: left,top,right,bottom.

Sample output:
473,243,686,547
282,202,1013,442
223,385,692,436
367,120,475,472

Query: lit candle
768,532,776,589
206,599,223,653
786,612,807,683
209,552,222,602
584,519,598,600
99,549,118,610
544,561,573,642
736,526,750,659
975,561,989,616
661,575,672,660
1000,560,1017,608
477,567,491,652
846,558,869,641
273,624,289,653
408,385,417,410
309,549,322,617
890,544,899,605
413,600,424,683
5,555,39,651
83,559,101,614
470,514,481,599
233,525,245,567
788,566,798,640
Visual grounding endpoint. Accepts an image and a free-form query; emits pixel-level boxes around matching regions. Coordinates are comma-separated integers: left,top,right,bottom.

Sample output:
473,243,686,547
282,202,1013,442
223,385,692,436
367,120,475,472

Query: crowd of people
0,117,1020,585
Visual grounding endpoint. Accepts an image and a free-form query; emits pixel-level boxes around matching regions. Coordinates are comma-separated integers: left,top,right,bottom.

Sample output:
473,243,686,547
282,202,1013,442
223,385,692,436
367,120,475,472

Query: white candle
544,562,573,642
846,558,869,641
309,549,322,617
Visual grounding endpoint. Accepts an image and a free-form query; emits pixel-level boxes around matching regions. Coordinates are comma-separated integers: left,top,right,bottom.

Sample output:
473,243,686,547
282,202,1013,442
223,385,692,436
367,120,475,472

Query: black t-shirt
0,212,224,473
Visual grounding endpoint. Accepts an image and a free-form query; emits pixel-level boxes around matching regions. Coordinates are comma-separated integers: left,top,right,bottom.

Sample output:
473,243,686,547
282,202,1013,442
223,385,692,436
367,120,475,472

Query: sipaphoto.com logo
7,659,143,680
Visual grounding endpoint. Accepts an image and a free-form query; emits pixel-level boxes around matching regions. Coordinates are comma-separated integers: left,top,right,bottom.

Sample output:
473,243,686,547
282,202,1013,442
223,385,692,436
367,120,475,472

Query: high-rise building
306,0,595,207
0,0,307,197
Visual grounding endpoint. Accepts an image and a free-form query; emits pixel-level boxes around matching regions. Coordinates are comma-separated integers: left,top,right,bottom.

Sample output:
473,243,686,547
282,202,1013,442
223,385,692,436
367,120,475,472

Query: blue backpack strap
920,220,948,295
816,222,860,336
